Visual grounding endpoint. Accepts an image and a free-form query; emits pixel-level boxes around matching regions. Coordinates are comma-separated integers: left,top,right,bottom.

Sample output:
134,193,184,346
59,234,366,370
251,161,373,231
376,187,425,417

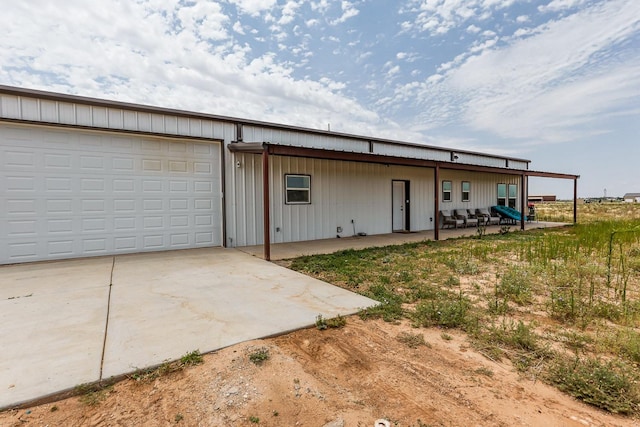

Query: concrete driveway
0,248,376,409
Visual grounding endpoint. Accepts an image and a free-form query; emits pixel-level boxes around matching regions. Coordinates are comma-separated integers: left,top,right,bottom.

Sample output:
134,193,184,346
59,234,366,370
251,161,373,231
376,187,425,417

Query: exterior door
392,180,409,232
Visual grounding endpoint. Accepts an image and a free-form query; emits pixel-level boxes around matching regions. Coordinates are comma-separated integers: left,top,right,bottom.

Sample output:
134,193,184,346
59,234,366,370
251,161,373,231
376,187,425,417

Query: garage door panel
0,125,222,264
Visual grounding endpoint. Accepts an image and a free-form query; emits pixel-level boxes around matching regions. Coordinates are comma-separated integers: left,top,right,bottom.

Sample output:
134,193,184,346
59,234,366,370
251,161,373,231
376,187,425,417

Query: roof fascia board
265,144,578,179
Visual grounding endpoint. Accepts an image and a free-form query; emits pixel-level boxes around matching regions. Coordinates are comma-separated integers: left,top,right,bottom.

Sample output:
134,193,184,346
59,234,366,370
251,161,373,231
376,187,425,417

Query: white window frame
508,184,517,209
497,183,507,206
461,181,470,202
442,180,452,202
285,174,311,204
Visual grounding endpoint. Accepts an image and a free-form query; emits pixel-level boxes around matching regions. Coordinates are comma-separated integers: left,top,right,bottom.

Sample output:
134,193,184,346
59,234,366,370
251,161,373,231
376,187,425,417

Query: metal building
0,85,579,264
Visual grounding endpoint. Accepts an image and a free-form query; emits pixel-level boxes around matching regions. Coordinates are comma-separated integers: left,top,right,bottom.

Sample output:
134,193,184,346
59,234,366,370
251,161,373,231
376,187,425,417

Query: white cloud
512,27,531,38
467,24,481,33
228,0,277,16
0,0,385,135
538,0,587,13
232,21,246,34
387,65,401,77
331,1,360,25
402,0,515,36
516,15,529,23
380,0,640,149
279,0,301,25
447,0,640,142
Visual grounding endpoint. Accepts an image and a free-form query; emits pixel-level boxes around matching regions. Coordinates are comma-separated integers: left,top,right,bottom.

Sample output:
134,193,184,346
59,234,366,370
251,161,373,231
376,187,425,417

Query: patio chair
440,210,463,229
476,207,500,226
455,209,478,228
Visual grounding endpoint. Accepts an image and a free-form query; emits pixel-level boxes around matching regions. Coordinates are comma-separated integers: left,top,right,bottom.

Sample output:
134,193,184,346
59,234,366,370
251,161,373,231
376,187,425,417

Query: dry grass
291,202,640,415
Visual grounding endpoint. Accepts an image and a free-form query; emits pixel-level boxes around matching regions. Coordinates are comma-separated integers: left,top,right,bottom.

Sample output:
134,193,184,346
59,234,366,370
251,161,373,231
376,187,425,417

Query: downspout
434,165,440,241
220,140,227,247
262,146,271,261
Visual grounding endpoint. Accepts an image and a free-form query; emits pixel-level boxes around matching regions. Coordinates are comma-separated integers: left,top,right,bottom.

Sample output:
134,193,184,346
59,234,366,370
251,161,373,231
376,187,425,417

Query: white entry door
0,124,222,264
392,181,406,231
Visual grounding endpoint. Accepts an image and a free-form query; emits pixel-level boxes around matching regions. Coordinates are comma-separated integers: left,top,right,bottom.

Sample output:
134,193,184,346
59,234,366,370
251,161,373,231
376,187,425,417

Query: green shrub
359,284,404,322
248,348,270,365
547,357,639,414
411,291,472,329
315,314,346,330
497,267,533,305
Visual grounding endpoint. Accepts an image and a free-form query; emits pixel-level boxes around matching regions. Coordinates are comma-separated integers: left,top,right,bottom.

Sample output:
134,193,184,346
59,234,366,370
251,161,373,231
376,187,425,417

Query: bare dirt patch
1,317,634,427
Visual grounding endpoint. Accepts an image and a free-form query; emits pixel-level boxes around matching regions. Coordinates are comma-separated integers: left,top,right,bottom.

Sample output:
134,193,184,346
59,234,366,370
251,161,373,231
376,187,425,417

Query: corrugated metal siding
242,125,370,153
228,157,528,246
241,125,528,170
455,153,506,168
439,170,521,214
375,143,451,162
228,155,438,246
509,160,529,169
0,94,229,140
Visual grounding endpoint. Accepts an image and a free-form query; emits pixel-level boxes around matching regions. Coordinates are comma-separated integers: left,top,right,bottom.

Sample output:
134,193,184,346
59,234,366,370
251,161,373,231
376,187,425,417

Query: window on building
462,181,470,202
285,174,311,204
442,180,452,202
508,184,517,209
497,183,507,206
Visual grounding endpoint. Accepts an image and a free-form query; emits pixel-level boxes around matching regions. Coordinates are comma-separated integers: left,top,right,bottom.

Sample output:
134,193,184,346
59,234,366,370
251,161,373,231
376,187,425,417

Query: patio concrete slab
241,221,568,260
0,257,112,409
0,248,376,409
102,248,375,378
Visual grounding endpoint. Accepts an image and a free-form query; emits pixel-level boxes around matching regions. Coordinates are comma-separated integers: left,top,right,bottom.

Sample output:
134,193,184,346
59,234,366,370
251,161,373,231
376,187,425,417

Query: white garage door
0,124,222,264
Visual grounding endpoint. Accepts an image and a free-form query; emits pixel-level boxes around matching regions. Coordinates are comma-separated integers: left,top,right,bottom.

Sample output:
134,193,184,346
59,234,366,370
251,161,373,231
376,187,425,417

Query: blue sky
1,0,638,198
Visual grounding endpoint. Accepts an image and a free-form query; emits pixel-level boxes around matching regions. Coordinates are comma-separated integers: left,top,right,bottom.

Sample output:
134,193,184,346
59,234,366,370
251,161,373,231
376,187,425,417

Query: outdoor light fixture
451,152,459,161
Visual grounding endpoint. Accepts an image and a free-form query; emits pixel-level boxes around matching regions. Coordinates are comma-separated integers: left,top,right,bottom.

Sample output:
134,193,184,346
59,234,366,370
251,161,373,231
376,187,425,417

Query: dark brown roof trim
0,84,531,163
252,144,578,179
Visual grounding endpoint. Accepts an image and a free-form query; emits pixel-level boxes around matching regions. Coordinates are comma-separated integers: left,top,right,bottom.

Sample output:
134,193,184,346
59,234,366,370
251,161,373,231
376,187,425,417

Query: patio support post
434,165,440,241
262,147,271,261
574,178,578,224
520,174,525,230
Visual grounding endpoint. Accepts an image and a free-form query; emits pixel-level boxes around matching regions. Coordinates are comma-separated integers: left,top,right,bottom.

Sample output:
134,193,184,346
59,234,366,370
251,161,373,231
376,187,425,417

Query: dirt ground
1,317,636,427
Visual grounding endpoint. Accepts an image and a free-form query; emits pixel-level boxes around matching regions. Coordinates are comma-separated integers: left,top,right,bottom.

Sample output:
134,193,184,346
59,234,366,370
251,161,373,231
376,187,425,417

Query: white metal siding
0,124,222,264
0,94,230,140
240,125,528,169
229,154,436,246
439,170,521,213
242,126,370,153
227,159,526,246
375,144,451,162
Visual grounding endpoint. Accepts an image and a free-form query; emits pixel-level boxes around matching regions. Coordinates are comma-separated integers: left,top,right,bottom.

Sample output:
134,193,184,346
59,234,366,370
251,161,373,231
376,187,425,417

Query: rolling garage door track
0,248,376,409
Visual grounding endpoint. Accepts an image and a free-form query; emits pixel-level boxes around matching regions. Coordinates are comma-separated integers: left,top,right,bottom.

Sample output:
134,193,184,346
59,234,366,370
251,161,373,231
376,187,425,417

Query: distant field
535,201,640,223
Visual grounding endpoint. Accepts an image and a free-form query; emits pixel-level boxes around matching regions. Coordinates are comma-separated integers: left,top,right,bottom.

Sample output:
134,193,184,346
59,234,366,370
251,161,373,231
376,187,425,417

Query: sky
1,0,638,199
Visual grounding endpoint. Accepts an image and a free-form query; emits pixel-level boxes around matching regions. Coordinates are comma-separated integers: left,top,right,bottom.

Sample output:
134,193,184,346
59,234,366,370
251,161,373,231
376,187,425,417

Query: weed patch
249,348,270,365
315,314,347,330
129,350,203,383
76,383,113,406
547,357,639,414
410,291,474,329
396,331,430,349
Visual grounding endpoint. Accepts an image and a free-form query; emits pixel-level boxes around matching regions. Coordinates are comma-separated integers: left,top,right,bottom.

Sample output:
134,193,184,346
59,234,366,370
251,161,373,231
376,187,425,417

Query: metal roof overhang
227,142,579,180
